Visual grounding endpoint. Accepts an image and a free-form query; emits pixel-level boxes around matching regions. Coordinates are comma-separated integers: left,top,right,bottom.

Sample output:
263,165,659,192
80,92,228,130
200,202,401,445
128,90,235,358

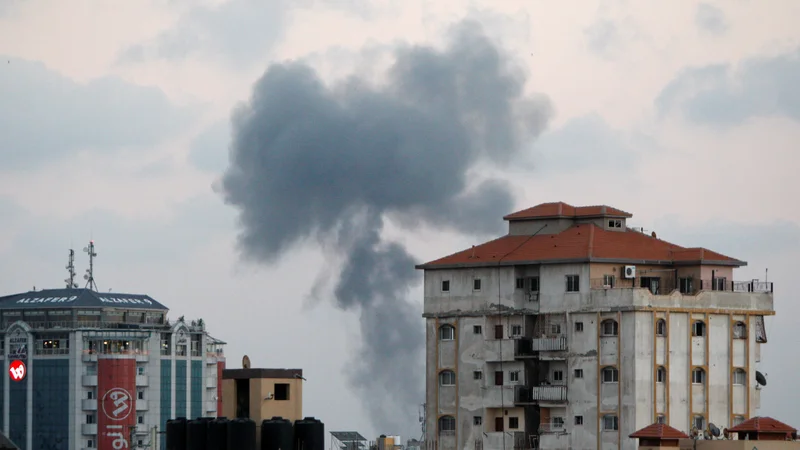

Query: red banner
216,360,225,417
98,358,136,450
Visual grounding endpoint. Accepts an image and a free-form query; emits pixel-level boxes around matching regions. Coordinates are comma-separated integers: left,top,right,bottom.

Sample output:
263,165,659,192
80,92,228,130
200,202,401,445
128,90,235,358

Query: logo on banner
9,360,26,381
102,387,132,421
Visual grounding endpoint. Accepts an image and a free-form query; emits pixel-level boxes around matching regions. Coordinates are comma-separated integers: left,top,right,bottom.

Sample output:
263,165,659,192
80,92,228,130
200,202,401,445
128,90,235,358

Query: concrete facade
418,203,774,450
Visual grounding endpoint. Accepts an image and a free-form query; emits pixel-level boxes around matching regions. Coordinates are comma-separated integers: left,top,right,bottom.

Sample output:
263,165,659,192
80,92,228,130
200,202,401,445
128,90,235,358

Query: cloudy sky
1,0,798,440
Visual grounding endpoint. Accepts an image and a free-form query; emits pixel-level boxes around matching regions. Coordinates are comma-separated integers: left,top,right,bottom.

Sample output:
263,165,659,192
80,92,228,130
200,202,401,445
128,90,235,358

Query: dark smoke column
218,20,552,437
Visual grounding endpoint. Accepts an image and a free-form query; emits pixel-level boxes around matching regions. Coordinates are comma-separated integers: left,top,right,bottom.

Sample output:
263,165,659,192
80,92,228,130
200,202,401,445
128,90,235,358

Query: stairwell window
602,367,619,383
438,416,455,435
441,280,450,292
529,277,540,292
510,371,520,383
692,321,706,337
603,415,618,431
693,415,705,431
574,322,584,332
656,319,666,337
601,319,619,336
473,325,482,335
733,321,747,339
439,370,456,386
656,366,666,383
473,278,482,292
515,278,525,289
439,325,455,341
473,371,482,380
692,367,706,384
553,370,564,382
566,275,580,292
732,368,746,385
656,415,666,424
574,369,583,379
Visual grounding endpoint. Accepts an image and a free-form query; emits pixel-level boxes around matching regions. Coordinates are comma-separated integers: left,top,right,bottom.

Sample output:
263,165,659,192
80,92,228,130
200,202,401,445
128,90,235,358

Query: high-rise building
0,288,225,450
416,202,774,450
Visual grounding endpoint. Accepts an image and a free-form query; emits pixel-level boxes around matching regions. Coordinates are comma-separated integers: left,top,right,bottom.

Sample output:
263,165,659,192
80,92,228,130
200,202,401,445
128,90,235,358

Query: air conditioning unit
623,265,636,279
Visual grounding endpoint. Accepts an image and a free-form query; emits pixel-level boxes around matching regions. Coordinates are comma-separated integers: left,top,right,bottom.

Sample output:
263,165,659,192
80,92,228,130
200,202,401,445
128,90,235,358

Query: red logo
9,360,25,381
102,388,132,421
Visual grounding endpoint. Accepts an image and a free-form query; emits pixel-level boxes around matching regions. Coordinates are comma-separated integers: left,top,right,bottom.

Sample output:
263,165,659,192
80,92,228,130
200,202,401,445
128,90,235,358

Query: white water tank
394,436,401,446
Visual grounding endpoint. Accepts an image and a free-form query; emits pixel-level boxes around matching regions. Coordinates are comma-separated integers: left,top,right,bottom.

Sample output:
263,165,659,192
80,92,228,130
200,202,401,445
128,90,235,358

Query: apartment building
416,202,774,450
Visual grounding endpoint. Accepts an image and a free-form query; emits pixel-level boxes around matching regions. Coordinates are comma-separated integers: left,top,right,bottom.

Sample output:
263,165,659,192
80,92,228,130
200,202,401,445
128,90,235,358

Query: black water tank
228,417,257,450
208,417,229,450
167,417,188,450
187,417,211,450
261,417,294,450
294,417,324,450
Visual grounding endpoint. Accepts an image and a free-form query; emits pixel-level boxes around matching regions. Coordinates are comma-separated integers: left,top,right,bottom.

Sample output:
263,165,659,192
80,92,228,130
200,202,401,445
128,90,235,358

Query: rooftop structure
418,202,774,450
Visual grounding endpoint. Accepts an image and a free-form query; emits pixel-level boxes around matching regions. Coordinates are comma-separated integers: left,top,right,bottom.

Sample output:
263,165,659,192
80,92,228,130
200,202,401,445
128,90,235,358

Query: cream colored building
221,368,304,423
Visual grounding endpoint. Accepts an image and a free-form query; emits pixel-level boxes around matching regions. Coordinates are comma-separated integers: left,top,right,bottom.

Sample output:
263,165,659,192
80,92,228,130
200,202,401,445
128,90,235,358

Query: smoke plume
219,20,552,436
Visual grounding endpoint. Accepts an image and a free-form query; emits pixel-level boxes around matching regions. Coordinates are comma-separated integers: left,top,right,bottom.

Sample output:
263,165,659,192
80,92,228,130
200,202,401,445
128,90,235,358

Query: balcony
82,352,98,363
82,375,98,386
136,375,148,386
514,385,567,404
136,400,148,411
81,423,97,435
206,378,218,389
590,277,773,296
539,421,566,434
81,399,97,411
484,339,517,362
514,337,567,358
483,432,526,450
136,353,149,363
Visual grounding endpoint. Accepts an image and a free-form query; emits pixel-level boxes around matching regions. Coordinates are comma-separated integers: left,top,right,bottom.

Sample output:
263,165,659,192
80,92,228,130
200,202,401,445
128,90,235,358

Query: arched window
601,319,618,336
732,368,746,385
439,370,456,386
733,321,747,339
692,415,705,431
692,367,706,384
602,366,619,383
656,414,666,424
656,366,666,383
438,415,456,435
439,325,455,341
656,319,666,337
692,321,706,337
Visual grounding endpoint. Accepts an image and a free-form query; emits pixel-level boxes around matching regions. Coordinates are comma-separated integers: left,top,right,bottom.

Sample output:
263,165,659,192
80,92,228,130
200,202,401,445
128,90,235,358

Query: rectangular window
137,390,145,400
566,275,580,292
732,370,746,385
137,415,144,424
473,371,482,380
511,325,522,336
679,277,694,294
87,390,94,399
494,325,503,339
474,416,482,426
574,416,584,425
473,279,482,291
553,370,564,382
88,440,94,448
574,321,584,332
603,274,615,287
603,415,618,431
86,414,95,424
442,280,450,292
713,277,727,291
509,371,520,383
515,278,525,289
274,383,290,400
550,324,561,335
529,277,540,292
574,369,583,379
473,325,482,335
553,417,564,428
657,415,666,424
509,417,519,429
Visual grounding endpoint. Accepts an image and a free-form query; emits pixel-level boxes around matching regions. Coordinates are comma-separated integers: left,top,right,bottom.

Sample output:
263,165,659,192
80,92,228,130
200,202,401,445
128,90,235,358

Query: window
510,371,520,382
692,321,706,337
87,390,95,399
566,275,580,292
473,416,482,426
692,368,705,384
574,322,584,332
441,280,450,292
603,415,618,431
656,319,666,336
733,321,747,339
693,415,705,431
88,440,95,448
511,325,522,336
86,414,96,424
529,277,540,292
733,415,745,426
574,369,583,379
553,417,564,429
601,319,618,336
574,416,584,425
602,367,619,383
732,368,746,385
275,383,290,400
713,277,727,291
515,278,525,290
603,274,615,288
656,366,666,383
509,417,519,429
439,370,456,386
473,278,482,291
137,390,145,400
438,416,455,435
550,324,561,335
608,219,622,228
137,414,144,424
137,365,146,375
439,325,455,341
553,370,564,382
656,415,666,424
473,371,482,380
679,277,694,294
473,325,482,335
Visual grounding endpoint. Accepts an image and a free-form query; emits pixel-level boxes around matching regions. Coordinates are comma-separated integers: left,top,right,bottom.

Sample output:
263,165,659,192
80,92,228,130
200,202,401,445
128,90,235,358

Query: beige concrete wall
220,377,303,423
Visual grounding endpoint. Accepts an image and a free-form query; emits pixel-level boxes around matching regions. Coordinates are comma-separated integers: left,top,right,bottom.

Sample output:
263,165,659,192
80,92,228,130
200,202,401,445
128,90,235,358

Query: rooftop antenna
65,249,78,289
83,240,98,291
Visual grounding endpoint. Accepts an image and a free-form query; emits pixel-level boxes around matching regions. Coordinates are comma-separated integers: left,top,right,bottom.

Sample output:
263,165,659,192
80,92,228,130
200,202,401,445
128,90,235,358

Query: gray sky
1,0,798,440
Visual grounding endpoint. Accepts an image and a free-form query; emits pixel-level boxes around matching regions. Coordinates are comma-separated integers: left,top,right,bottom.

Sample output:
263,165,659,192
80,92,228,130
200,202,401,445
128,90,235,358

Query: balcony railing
590,277,773,295
515,337,567,357
514,385,567,404
538,422,566,434
0,320,168,331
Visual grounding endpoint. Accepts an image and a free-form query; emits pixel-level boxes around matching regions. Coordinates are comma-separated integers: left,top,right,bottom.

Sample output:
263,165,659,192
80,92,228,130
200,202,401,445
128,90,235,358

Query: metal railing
589,277,773,295
515,337,567,357
0,319,168,330
514,385,567,403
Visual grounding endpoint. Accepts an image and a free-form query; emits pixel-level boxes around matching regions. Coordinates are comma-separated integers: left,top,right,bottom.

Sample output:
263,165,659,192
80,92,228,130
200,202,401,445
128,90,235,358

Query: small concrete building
630,417,799,450
417,202,775,450
221,367,304,423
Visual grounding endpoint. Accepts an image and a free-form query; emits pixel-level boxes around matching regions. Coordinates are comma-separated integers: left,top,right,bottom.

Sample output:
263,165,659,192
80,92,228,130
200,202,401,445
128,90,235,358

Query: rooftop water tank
208,417,229,450
166,417,188,450
227,417,256,450
294,417,324,450
261,416,293,450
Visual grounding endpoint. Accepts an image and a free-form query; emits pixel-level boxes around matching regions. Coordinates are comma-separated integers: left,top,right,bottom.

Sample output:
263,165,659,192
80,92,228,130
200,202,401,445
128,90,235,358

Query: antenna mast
65,249,78,289
83,240,98,291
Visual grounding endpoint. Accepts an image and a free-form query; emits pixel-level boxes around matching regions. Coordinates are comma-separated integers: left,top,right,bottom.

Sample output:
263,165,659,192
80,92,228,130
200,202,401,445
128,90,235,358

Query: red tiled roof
727,417,797,434
504,202,633,220
417,223,745,268
629,423,690,440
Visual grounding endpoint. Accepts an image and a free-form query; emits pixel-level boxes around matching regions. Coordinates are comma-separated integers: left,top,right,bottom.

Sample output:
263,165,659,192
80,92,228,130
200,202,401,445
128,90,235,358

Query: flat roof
0,288,168,311
222,368,303,380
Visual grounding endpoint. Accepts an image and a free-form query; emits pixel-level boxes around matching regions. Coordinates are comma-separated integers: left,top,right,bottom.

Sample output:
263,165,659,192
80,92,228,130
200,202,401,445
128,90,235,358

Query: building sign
99,297,153,306
176,329,188,345
8,360,26,382
8,328,28,360
98,359,136,450
16,296,78,304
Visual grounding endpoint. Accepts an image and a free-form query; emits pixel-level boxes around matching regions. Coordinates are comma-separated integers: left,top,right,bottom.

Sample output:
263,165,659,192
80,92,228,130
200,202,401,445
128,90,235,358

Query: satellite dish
723,428,730,439
756,371,767,386
709,423,721,437
704,430,712,440
242,355,251,369
692,426,699,437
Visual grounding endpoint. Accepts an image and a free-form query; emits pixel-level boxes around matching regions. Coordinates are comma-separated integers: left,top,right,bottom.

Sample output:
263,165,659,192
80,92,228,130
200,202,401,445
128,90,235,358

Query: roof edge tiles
629,423,691,440
503,201,633,221
727,416,797,434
